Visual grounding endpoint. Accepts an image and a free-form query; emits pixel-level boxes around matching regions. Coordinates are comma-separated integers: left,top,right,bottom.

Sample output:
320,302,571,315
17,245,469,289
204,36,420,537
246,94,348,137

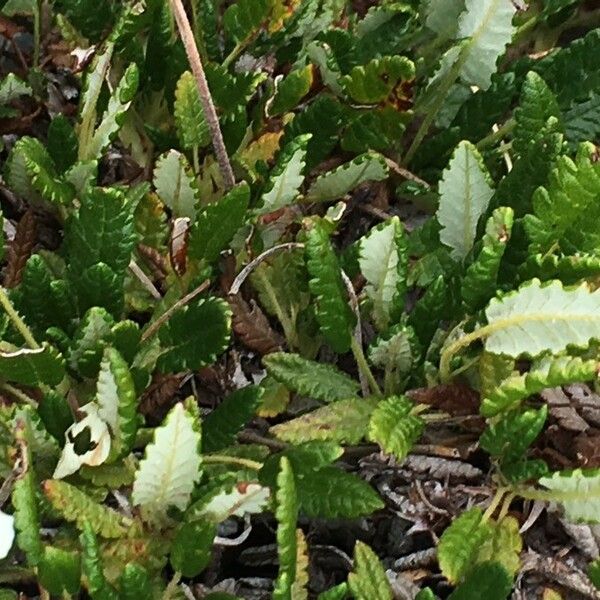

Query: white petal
0,510,15,559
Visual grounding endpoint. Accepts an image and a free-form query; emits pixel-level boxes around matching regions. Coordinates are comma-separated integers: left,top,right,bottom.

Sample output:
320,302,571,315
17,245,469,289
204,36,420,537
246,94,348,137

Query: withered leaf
408,383,480,416
4,210,37,288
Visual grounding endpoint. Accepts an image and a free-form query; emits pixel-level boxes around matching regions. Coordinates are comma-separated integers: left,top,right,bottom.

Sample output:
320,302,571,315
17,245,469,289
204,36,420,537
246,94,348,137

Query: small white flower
0,510,15,559
53,404,111,479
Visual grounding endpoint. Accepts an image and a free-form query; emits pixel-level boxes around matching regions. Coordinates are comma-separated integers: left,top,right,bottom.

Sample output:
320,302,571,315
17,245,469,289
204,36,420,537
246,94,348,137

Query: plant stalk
169,0,236,190
202,454,263,471
350,336,382,397
0,287,39,349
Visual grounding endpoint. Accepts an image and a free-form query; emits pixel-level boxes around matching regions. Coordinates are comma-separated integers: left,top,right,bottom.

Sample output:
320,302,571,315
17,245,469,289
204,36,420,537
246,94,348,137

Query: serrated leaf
408,275,450,346
223,0,271,42
257,135,309,215
457,0,516,90
153,150,198,220
438,508,492,583
47,114,77,172
476,517,522,577
170,519,216,577
96,347,138,459
264,353,360,402
157,296,231,373
437,141,494,261
564,92,600,146
299,467,383,518
513,72,562,156
348,541,392,600
480,406,547,462
83,63,139,160
38,546,81,596
359,217,407,331
5,137,74,205
368,396,423,461
174,71,209,150
118,563,153,600
80,522,119,600
483,279,600,358
317,583,348,600
188,183,250,263
68,307,114,376
425,0,465,39
195,481,271,522
270,398,379,444
203,386,262,453
271,66,314,116
537,469,600,523
43,480,130,538
461,207,513,312
525,144,600,255
341,106,407,153
0,343,65,386
519,253,600,284
305,221,355,353
447,561,512,600
132,403,201,523
273,457,299,600
342,55,414,104
0,73,32,114
305,152,389,203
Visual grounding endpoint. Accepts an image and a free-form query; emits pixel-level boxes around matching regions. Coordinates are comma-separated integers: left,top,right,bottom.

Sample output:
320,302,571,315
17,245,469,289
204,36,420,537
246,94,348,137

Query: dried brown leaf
4,210,37,288
139,374,183,422
229,294,283,355
408,383,480,416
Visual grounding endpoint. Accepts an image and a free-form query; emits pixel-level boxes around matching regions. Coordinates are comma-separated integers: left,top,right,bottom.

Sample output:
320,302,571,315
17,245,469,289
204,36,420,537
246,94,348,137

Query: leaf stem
403,44,469,166
0,383,37,407
439,325,491,383
350,336,382,398
202,454,263,471
482,487,508,522
476,119,516,150
169,0,236,190
33,0,41,67
0,288,39,349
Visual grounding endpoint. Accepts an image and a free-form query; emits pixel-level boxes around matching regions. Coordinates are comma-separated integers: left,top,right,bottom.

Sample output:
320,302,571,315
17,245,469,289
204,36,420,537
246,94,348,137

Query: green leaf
299,467,383,518
153,150,198,220
348,541,392,600
83,63,139,160
188,182,250,263
80,522,119,600
0,343,65,386
480,406,547,462
174,71,210,150
461,207,513,312
368,396,423,462
118,563,153,600
305,221,355,353
257,135,310,215
438,508,492,583
425,0,465,39
359,217,408,331
415,590,436,600
307,40,343,95
270,398,379,444
271,66,314,116
341,106,407,153
564,93,600,146
66,186,136,277
47,114,78,172
538,469,600,523
5,137,74,205
476,517,522,578
132,403,202,524
447,562,512,600
38,546,81,597
437,141,494,261
519,252,600,284
408,275,450,346
305,152,389,203
457,0,516,90
273,457,299,600
0,73,32,117
38,390,73,442
12,415,42,566
170,519,216,577
203,385,262,453
525,144,600,254
157,297,231,373
483,279,600,358
223,0,272,42
317,583,348,600
513,72,562,156
96,347,138,459
264,353,360,403
43,479,130,538
342,55,414,104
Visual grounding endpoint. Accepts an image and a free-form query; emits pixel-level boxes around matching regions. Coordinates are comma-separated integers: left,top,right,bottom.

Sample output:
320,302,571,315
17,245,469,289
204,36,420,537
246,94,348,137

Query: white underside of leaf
259,147,307,215
539,469,600,523
199,482,271,522
132,403,201,522
96,353,119,433
437,140,494,261
153,150,198,220
485,279,600,357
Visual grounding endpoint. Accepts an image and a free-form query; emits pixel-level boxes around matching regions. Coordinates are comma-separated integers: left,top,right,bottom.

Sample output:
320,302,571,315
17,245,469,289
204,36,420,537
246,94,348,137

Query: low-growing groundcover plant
2,0,600,597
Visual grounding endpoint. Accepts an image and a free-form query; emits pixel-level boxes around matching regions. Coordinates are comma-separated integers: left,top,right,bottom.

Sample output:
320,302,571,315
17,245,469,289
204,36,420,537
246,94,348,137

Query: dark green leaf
170,519,216,577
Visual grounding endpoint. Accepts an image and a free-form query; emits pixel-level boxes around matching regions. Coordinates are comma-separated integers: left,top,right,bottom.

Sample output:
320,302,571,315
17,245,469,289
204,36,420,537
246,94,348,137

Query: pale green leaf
270,66,314,116
174,71,209,149
425,0,465,39
132,403,202,523
437,140,494,261
476,517,522,577
153,150,198,219
348,541,392,600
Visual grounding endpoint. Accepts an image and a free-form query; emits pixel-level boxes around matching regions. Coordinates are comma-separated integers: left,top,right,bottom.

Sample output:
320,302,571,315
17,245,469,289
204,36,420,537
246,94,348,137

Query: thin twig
129,259,162,300
169,0,236,190
385,158,431,189
229,243,305,295
141,279,211,343
0,383,37,407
